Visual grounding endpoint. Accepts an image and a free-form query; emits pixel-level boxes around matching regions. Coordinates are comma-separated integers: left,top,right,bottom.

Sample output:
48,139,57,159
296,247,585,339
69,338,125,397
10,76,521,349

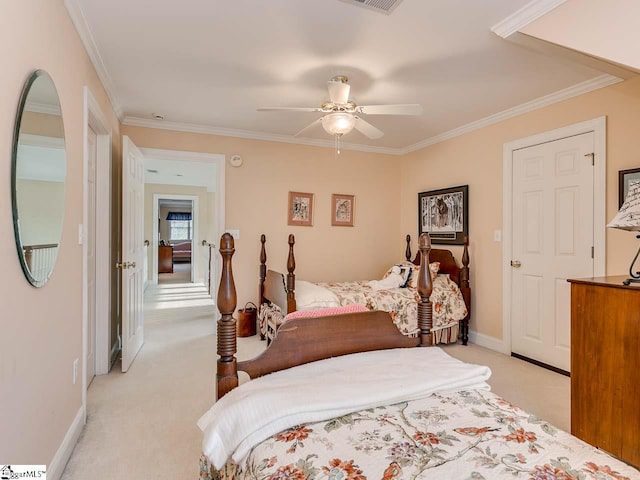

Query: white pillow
295,280,340,310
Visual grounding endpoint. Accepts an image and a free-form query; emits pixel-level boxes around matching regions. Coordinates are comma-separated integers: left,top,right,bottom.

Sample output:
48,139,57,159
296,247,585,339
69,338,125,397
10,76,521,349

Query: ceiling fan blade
327,80,350,105
257,107,322,112
357,104,423,116
354,116,384,139
294,118,323,137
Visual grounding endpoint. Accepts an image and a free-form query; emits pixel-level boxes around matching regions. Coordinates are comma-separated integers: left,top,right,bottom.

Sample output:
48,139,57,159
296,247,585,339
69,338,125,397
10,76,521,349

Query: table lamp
607,179,640,285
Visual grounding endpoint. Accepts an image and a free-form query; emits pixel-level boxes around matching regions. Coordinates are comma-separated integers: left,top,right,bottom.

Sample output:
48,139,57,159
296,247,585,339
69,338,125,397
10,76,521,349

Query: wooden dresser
568,276,640,468
158,245,173,274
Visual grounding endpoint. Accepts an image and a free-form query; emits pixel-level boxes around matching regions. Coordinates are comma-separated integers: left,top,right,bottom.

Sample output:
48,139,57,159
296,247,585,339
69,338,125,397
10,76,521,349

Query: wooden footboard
216,232,433,399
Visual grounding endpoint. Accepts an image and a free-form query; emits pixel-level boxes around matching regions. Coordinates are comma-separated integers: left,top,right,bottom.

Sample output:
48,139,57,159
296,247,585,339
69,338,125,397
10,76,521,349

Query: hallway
62,279,265,479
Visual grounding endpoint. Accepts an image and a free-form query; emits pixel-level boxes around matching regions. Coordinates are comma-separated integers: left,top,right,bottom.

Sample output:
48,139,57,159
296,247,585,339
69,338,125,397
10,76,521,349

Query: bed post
258,234,267,340
286,234,296,313
405,234,411,261
459,235,470,346
216,233,238,399
417,233,434,346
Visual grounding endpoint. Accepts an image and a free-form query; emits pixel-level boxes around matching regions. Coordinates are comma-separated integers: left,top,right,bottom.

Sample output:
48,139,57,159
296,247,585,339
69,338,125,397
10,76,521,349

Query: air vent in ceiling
338,0,404,15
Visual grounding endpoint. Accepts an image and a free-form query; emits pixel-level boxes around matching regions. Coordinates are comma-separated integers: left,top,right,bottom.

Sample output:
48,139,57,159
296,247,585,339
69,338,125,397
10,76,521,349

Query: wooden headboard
407,235,469,287
263,269,287,312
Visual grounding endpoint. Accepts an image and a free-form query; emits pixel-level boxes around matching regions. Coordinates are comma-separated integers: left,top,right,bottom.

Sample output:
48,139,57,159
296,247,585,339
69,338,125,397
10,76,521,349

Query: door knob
510,260,522,268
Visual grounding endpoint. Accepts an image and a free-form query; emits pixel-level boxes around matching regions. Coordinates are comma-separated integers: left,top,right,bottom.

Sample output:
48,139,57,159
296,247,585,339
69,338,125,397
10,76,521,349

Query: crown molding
125,74,621,157
122,116,404,155
402,74,622,154
20,133,66,149
64,0,123,119
491,0,567,38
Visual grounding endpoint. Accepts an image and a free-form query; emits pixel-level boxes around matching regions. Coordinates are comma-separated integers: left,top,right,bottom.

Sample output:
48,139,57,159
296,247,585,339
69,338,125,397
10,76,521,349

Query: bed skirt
432,322,459,345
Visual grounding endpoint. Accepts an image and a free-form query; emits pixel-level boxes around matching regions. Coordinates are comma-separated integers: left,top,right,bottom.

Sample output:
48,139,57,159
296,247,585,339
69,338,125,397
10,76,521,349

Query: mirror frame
11,70,66,287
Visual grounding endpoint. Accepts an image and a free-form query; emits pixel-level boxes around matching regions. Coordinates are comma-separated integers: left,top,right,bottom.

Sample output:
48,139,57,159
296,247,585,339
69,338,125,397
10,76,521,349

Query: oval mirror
12,71,66,287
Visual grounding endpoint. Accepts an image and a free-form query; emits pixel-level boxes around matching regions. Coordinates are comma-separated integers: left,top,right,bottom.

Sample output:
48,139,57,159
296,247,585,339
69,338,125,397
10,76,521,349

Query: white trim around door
501,116,606,355
82,86,112,422
140,148,226,298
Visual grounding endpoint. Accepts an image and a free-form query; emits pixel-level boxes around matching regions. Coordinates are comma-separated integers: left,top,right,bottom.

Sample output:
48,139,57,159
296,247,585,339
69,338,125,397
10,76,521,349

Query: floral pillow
406,261,440,289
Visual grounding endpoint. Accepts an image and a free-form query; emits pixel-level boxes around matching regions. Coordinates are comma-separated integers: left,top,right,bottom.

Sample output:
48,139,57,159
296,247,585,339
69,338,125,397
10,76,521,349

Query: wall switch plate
227,229,240,240
494,230,502,242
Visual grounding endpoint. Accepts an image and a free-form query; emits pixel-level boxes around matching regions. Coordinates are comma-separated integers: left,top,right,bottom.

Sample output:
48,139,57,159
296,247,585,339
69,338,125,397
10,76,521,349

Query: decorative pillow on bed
295,280,341,310
406,261,440,289
284,304,368,321
382,264,412,286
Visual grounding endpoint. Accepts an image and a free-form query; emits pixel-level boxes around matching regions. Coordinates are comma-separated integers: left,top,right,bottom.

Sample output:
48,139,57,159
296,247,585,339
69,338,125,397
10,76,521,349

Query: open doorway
141,149,224,318
156,196,197,285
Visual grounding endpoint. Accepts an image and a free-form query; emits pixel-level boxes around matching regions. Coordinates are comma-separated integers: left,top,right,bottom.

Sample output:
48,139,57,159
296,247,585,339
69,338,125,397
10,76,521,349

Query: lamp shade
607,180,640,231
321,112,357,136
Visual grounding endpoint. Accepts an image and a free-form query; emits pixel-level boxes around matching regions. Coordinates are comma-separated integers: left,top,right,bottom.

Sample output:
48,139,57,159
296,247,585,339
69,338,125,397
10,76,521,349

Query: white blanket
198,347,492,469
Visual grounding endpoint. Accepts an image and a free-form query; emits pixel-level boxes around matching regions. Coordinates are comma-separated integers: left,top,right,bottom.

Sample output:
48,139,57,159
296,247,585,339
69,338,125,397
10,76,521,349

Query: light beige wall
123,125,403,306
22,111,65,137
522,0,640,71
144,184,209,281
401,77,640,340
0,0,120,464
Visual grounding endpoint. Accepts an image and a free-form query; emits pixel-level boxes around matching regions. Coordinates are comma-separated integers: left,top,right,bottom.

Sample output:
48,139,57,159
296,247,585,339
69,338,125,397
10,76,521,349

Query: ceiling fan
258,75,422,152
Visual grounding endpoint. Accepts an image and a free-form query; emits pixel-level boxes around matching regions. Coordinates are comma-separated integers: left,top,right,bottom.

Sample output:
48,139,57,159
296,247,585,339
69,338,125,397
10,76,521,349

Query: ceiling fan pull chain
336,134,341,155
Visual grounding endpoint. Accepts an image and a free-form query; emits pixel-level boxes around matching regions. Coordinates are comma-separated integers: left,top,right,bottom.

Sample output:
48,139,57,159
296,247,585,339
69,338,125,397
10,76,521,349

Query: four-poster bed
200,233,639,480
258,233,471,345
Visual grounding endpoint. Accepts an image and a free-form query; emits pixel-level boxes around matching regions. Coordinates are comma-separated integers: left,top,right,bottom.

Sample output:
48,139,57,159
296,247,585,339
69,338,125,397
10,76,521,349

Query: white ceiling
73,0,614,152
144,156,217,192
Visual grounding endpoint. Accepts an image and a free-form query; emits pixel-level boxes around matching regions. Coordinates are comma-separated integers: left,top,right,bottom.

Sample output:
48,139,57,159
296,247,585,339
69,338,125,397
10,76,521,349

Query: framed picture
288,191,314,226
418,185,468,245
331,194,355,227
618,168,640,207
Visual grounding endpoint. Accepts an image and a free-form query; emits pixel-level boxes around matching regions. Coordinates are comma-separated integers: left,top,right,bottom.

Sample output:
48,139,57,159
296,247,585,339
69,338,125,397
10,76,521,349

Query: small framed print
331,194,355,227
288,191,314,226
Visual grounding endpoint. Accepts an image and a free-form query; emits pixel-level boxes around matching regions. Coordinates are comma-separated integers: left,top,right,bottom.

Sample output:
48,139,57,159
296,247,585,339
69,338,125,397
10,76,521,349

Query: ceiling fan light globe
322,112,357,136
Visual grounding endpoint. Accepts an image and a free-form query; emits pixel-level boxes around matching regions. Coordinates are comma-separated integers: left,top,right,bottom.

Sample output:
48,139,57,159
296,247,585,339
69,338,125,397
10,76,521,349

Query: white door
121,136,145,372
86,126,97,385
510,132,594,372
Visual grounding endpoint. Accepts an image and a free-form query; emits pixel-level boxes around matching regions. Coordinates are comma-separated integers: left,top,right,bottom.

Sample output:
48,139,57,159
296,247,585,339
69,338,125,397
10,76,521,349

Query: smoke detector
338,0,404,15
229,154,243,167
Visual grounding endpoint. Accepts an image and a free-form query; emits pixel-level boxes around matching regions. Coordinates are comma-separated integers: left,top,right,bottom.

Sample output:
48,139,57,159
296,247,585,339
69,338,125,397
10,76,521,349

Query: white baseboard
48,405,85,480
468,330,509,354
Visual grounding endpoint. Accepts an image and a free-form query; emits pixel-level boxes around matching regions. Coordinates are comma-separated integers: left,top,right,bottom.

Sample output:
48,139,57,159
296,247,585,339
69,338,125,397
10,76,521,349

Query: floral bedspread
315,275,467,336
199,389,638,480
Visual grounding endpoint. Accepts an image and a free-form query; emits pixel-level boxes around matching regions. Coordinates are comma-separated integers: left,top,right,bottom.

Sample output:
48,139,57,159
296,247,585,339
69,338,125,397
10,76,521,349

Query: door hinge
591,246,594,258
584,152,595,166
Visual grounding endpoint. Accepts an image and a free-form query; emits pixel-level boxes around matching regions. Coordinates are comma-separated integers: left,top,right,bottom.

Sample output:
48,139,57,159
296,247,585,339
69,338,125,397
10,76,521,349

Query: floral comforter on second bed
200,389,638,480
315,275,467,336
